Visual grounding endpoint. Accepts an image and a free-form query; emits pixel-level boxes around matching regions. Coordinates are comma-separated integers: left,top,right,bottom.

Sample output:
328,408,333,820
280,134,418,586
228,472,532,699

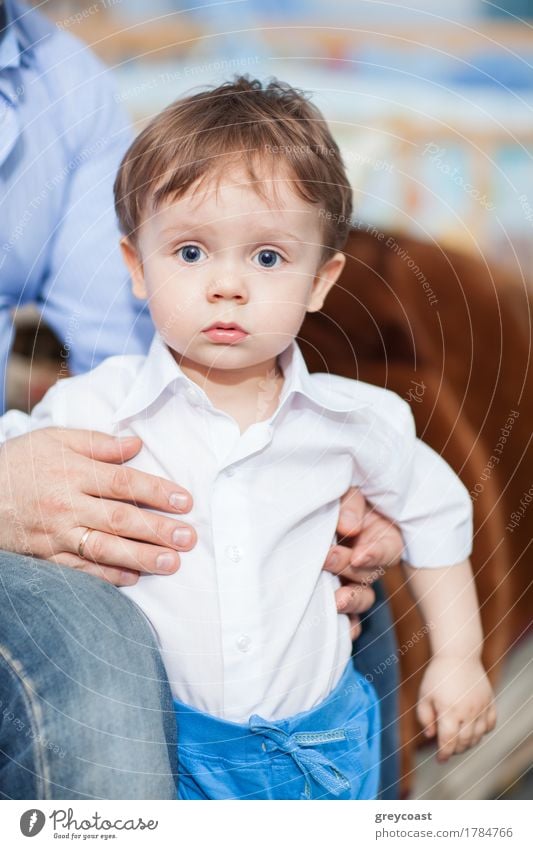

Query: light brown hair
114,75,353,259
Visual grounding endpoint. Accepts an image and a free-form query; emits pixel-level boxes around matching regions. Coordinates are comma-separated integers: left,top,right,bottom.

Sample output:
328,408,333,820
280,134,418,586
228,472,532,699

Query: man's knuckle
109,504,128,531
41,490,68,515
51,552,72,568
110,467,131,497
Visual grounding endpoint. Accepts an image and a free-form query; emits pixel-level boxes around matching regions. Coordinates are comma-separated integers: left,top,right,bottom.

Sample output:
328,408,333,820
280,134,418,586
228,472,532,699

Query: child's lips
202,323,249,344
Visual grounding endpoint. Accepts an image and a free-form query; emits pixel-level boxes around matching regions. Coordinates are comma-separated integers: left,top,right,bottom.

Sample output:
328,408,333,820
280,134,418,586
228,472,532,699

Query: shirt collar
276,341,366,415
112,332,188,425
112,332,365,426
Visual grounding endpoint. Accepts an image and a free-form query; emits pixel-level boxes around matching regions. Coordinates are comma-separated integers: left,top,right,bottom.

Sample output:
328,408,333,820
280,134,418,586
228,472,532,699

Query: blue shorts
174,661,381,800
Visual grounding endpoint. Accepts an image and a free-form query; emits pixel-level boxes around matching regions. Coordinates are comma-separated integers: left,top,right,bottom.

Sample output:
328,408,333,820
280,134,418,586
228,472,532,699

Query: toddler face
121,162,345,380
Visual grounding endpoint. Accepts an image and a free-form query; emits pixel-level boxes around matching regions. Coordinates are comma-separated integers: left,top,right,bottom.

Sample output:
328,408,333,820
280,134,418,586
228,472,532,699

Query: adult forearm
402,559,484,659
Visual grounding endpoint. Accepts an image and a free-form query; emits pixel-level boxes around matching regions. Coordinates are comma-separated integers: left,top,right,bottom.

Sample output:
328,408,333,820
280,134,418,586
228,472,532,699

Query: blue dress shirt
0,0,154,411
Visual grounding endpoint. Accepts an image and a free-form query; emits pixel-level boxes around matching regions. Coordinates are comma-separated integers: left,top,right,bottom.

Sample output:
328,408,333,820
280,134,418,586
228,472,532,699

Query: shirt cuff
401,511,474,568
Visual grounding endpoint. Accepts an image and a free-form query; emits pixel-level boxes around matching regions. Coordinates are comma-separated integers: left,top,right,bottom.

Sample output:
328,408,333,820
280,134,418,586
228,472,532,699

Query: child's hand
416,655,497,762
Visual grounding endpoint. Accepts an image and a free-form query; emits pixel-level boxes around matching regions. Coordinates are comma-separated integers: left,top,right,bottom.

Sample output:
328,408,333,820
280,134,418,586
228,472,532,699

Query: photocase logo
20,809,46,837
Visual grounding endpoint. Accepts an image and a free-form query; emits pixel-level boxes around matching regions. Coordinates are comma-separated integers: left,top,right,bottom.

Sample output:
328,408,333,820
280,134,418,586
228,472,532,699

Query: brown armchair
301,227,532,796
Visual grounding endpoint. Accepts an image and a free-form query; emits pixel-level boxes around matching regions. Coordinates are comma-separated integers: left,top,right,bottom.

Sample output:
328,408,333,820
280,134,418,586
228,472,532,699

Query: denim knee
0,552,177,799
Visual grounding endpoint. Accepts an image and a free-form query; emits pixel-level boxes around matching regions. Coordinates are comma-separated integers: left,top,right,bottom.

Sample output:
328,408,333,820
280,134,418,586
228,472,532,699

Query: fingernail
337,597,347,612
156,553,176,572
169,492,190,511
327,553,339,570
172,527,193,547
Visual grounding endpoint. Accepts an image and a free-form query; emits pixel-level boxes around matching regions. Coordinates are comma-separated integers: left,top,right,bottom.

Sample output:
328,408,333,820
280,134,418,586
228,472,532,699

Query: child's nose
206,275,249,303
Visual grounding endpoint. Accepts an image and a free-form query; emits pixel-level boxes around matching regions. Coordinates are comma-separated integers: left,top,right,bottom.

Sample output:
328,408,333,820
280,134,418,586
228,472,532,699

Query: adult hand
0,428,196,587
324,487,404,639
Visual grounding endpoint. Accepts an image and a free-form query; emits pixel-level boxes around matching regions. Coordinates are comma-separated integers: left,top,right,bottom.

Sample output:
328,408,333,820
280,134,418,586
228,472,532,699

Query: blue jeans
0,551,400,799
352,577,401,799
176,660,380,799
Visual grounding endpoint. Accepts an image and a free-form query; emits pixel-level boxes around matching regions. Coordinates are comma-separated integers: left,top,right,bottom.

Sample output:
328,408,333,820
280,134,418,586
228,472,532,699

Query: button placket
211,455,264,713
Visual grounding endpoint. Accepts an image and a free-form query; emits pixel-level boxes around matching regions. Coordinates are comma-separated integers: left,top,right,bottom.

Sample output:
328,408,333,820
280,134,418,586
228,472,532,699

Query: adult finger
89,498,197,552
336,487,366,539
324,544,353,577
335,582,375,614
50,428,193,514
52,552,140,587
82,460,193,515
50,428,145,464
66,527,182,576
325,544,384,585
348,615,362,641
348,514,404,570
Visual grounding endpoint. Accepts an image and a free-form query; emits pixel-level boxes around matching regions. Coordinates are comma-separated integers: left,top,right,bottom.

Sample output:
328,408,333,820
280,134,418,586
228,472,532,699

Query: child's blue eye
254,249,283,269
178,244,205,263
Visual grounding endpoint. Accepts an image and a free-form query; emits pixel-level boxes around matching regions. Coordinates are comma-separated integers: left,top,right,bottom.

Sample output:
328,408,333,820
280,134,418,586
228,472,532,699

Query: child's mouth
202,323,249,344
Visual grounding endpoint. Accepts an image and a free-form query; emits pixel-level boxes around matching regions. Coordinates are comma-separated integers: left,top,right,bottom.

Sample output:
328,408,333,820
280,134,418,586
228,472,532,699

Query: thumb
416,697,438,739
337,487,366,538
52,428,142,463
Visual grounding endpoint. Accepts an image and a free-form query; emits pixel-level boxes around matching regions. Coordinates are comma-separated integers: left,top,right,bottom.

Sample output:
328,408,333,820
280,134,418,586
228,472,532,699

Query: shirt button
225,545,243,563
236,634,252,653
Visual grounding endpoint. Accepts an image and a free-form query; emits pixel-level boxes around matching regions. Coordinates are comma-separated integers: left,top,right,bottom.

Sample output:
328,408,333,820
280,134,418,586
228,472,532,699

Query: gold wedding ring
77,528,95,560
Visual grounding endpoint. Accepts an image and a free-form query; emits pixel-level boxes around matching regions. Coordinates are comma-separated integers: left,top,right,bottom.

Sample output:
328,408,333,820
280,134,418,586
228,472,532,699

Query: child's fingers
472,716,489,746
457,711,492,752
474,705,496,740
436,714,460,761
454,719,476,754
487,703,497,731
441,703,496,756
416,699,438,739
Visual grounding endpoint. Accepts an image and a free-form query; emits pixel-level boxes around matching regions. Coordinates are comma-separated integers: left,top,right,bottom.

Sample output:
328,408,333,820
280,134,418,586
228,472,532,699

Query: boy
0,76,495,799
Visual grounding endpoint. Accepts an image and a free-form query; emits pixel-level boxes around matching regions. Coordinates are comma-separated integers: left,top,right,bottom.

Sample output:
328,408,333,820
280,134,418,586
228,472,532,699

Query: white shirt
0,333,472,721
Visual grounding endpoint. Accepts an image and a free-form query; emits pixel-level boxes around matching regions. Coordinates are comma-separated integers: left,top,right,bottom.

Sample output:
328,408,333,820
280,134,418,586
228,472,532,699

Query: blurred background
8,0,533,801
42,0,533,270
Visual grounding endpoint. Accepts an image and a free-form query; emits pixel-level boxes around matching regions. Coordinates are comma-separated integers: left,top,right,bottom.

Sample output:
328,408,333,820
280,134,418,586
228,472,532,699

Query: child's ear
307,251,346,313
120,237,147,299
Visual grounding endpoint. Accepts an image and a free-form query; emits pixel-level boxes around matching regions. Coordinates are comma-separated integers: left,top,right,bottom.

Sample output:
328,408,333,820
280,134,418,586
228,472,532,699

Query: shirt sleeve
353,397,473,568
36,41,154,374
